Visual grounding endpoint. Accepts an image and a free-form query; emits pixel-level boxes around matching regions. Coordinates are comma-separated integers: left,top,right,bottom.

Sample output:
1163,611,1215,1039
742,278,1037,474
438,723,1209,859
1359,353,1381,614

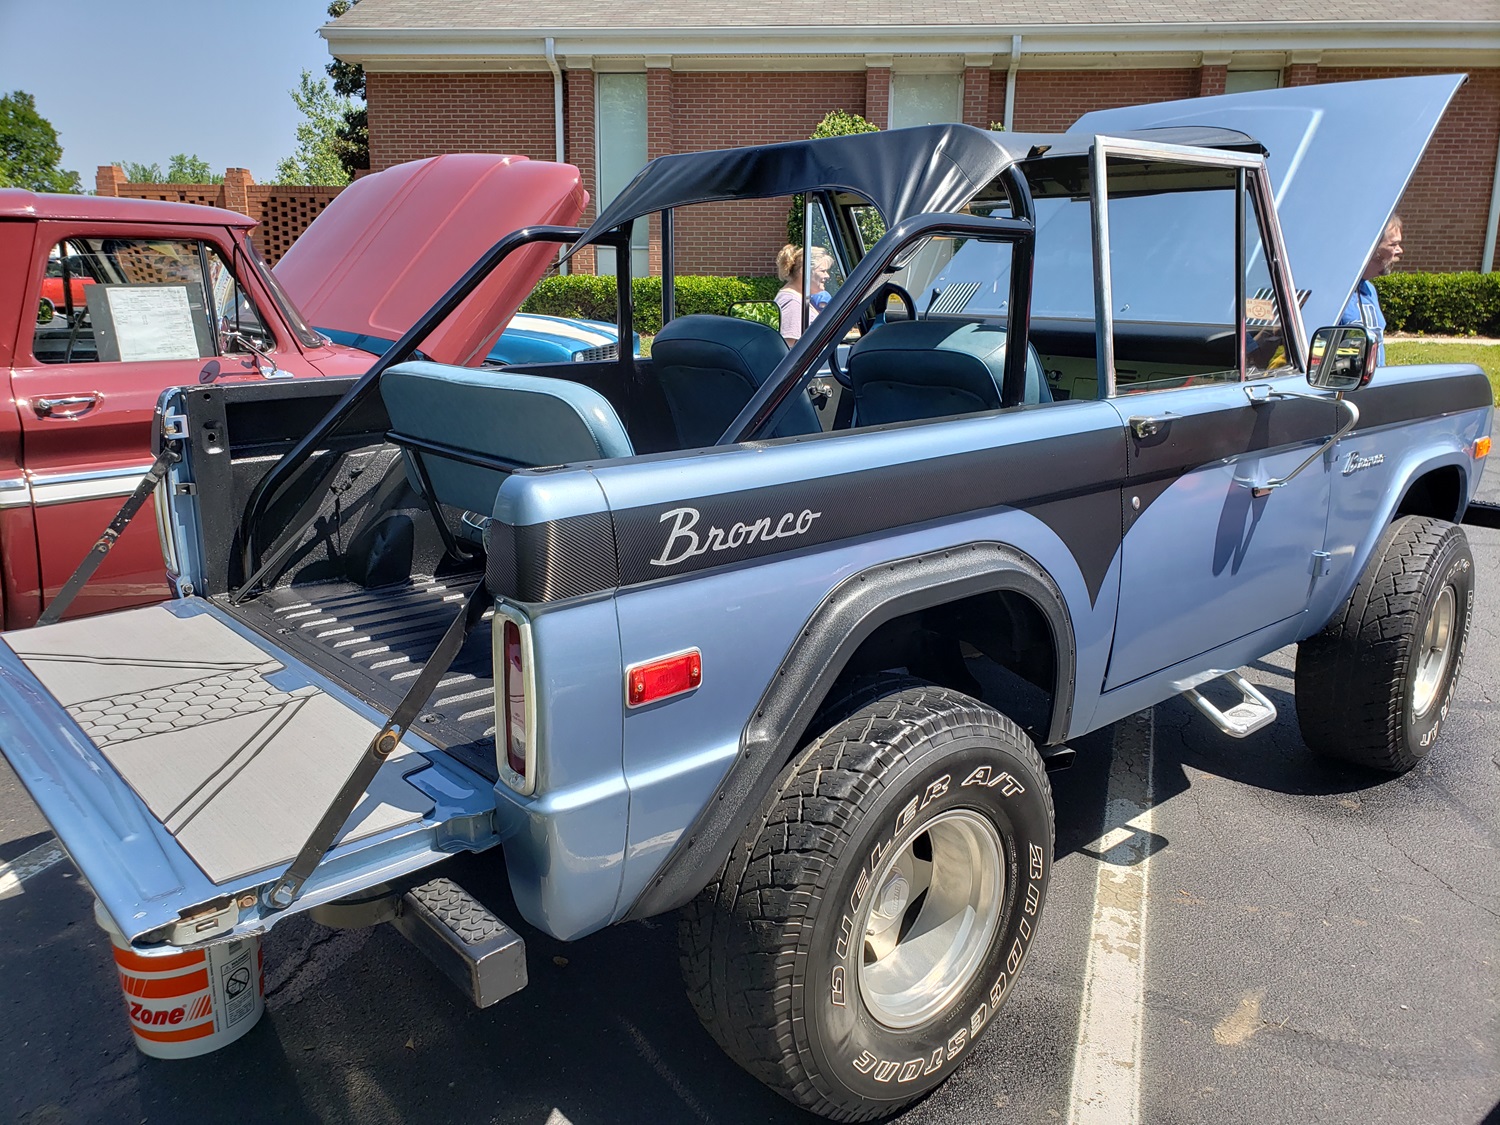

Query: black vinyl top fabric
573,124,1024,252
569,123,1265,253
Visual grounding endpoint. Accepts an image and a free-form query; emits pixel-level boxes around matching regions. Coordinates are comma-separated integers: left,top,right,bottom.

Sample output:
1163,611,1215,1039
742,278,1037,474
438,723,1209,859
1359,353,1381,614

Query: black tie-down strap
267,581,492,910
37,443,182,628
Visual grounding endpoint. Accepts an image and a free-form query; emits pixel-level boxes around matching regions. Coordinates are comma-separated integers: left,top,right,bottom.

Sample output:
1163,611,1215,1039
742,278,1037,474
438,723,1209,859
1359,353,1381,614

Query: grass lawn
1386,340,1500,404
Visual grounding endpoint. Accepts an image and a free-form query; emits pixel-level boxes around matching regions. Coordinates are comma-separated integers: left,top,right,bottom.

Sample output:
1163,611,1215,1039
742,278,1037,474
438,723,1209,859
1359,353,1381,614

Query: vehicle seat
846,320,1050,426
648,314,821,448
380,361,633,550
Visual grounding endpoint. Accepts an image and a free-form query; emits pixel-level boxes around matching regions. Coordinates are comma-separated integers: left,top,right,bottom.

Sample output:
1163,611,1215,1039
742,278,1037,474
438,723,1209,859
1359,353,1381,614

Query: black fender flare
625,540,1076,921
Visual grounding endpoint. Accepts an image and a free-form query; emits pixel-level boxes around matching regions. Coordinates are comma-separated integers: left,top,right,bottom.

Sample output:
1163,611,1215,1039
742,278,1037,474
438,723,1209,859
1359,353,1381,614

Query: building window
596,72,649,276
890,73,961,129
1225,70,1281,94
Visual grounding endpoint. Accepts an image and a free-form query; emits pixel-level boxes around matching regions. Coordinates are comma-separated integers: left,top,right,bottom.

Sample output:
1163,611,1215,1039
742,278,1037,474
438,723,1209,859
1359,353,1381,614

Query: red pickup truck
0,156,587,628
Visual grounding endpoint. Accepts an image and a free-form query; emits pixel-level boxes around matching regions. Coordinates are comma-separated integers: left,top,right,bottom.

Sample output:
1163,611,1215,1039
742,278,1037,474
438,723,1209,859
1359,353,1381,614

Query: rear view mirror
37,297,54,325
1307,324,1377,391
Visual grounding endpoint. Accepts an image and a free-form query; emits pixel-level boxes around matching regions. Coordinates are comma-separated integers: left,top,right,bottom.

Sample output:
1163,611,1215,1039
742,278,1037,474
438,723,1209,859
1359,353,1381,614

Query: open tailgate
0,598,498,948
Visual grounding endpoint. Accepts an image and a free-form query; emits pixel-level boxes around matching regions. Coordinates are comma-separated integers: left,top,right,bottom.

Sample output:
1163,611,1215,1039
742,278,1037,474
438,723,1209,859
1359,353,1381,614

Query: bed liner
227,576,499,781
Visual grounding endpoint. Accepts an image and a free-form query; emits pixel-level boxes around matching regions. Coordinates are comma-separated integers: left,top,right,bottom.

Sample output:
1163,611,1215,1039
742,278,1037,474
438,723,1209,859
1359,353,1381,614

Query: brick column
645,62,675,276
962,60,994,128
95,165,126,196
565,63,598,274
1199,65,1227,97
865,61,892,128
1285,52,1321,87
220,168,253,216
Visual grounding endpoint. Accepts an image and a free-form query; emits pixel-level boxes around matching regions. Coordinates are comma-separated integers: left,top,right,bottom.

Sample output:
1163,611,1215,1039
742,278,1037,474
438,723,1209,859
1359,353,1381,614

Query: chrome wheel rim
855,809,1005,1030
1412,585,1457,718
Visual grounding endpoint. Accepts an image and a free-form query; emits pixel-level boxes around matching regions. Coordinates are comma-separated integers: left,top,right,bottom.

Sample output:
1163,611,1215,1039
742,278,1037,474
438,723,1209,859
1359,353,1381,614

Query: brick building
322,0,1500,276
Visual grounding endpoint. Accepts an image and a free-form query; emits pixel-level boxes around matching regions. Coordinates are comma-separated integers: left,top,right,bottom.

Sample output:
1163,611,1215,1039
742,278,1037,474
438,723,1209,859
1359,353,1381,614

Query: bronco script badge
1342,450,1385,475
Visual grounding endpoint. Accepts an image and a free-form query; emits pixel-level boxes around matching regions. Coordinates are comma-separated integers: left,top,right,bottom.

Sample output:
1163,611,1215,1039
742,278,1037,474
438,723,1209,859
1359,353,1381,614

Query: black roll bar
234,223,631,601
723,209,1038,444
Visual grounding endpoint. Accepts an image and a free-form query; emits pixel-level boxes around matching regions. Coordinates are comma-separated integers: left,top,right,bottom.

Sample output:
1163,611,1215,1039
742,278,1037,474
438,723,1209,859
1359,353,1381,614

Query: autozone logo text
129,995,210,1027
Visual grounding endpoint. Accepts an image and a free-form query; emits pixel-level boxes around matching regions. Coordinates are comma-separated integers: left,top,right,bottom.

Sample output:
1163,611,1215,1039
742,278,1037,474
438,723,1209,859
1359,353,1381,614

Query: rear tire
679,683,1054,1121
1296,515,1473,773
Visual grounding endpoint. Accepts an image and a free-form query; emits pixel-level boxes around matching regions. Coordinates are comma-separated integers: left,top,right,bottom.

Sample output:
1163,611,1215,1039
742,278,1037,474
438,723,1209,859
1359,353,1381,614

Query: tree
787,110,881,247
121,160,165,183
273,70,353,186
0,91,81,193
116,154,223,184
325,0,369,179
167,153,223,184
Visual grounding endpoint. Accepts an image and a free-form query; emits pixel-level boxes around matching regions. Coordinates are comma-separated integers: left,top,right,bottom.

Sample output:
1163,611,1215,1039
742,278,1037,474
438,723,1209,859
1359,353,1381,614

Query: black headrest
651,314,789,385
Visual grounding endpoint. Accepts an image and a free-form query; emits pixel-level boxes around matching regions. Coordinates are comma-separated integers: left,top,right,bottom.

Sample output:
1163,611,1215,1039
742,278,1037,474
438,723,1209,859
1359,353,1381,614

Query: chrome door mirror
1307,324,1377,391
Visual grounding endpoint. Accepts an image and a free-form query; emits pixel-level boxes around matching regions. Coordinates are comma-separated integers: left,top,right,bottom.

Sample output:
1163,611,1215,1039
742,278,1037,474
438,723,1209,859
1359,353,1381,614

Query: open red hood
274,154,587,367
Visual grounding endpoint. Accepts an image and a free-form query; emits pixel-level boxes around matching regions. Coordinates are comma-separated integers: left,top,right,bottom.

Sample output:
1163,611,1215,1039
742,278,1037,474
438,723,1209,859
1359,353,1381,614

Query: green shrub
1372,271,1500,337
522,274,781,336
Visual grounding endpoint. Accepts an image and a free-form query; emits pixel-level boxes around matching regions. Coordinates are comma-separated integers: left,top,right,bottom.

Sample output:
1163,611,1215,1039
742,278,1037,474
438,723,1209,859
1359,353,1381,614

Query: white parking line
0,838,66,899
1066,709,1157,1125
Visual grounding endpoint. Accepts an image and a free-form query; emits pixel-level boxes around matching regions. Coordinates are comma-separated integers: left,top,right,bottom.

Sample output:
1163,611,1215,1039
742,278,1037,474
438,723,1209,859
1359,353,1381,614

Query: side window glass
804,202,848,316
1103,159,1240,396
207,246,274,354
1243,185,1295,375
32,237,215,364
845,204,886,255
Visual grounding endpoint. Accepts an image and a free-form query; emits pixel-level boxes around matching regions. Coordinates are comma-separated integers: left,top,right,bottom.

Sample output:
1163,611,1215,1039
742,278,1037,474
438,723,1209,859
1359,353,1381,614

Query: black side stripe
487,372,1491,605
1349,370,1493,432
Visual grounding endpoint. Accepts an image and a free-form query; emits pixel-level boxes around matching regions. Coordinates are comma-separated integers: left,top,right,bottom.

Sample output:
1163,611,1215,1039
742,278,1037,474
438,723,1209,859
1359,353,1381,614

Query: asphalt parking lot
3,512,1497,1125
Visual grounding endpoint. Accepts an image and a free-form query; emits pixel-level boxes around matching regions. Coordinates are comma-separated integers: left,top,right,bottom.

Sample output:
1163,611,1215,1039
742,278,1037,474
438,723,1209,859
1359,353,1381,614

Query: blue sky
0,0,342,186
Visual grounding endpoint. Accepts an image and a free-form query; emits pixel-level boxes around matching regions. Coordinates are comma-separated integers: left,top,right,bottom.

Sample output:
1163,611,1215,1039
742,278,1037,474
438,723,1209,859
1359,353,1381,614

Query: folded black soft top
569,121,1263,252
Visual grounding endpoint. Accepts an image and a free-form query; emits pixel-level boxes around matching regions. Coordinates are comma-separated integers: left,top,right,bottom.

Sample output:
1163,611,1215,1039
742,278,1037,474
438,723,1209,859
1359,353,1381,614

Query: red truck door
9,222,284,625
0,217,38,630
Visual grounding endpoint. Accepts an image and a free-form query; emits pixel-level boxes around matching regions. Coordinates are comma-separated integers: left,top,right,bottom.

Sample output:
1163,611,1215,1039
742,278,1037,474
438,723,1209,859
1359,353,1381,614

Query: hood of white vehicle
1072,74,1464,335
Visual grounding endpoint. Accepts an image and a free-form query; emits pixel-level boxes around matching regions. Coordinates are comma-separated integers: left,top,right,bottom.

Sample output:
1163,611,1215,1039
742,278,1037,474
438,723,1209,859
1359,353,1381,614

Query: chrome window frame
1088,134,1308,399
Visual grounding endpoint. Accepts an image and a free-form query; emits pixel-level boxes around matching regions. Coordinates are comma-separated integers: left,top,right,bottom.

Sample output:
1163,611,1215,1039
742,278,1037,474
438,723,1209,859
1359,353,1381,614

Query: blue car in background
320,313,640,367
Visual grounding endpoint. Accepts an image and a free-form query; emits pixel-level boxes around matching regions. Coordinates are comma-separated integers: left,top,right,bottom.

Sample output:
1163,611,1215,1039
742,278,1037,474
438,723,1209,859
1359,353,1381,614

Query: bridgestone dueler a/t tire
679,684,1054,1122
1296,515,1474,773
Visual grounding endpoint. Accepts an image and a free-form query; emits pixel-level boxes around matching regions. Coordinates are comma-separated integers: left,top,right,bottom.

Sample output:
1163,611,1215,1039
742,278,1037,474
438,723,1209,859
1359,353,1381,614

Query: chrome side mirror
1307,324,1377,391
37,297,55,325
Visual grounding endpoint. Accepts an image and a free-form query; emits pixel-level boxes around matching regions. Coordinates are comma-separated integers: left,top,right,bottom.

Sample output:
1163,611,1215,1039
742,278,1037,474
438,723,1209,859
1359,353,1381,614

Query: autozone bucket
94,900,264,1059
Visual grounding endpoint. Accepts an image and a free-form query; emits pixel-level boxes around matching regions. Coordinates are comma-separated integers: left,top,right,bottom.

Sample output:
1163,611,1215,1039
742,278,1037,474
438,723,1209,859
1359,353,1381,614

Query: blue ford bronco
0,76,1491,1119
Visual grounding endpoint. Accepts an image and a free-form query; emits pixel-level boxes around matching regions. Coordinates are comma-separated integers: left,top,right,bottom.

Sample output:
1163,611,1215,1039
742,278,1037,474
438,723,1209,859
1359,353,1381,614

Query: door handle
1128,414,1174,440
33,394,100,418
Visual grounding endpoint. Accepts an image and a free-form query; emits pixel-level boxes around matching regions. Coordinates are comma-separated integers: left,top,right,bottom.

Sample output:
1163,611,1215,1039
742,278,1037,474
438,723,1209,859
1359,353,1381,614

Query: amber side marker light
627,649,702,707
1476,436,1491,459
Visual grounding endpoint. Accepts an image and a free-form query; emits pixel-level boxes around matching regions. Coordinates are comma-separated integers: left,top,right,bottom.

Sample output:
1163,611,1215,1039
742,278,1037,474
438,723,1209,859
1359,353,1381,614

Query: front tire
680,683,1054,1121
1296,515,1474,773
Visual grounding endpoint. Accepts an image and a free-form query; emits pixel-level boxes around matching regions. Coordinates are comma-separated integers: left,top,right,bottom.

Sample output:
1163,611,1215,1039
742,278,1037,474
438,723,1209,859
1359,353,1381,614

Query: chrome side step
1183,671,1277,738
392,878,527,1008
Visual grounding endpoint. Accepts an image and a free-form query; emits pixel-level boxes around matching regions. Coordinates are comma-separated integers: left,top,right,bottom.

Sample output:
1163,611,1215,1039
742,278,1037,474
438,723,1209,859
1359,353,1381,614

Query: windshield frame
243,237,326,349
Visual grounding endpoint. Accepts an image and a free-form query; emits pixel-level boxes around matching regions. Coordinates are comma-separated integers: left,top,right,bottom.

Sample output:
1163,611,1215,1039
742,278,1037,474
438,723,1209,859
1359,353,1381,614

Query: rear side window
33,237,221,364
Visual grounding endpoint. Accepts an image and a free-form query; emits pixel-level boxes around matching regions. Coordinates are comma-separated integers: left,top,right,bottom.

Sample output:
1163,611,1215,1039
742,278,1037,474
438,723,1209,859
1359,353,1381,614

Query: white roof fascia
324,22,1500,68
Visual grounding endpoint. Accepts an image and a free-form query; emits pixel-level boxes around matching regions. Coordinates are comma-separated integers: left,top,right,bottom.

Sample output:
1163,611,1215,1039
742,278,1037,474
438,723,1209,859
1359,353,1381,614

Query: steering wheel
825,282,919,387
857,282,918,336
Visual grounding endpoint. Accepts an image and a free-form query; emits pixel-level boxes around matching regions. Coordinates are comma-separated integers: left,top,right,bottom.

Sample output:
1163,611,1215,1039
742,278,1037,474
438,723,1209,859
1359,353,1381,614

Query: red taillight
626,650,702,708
503,620,527,779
